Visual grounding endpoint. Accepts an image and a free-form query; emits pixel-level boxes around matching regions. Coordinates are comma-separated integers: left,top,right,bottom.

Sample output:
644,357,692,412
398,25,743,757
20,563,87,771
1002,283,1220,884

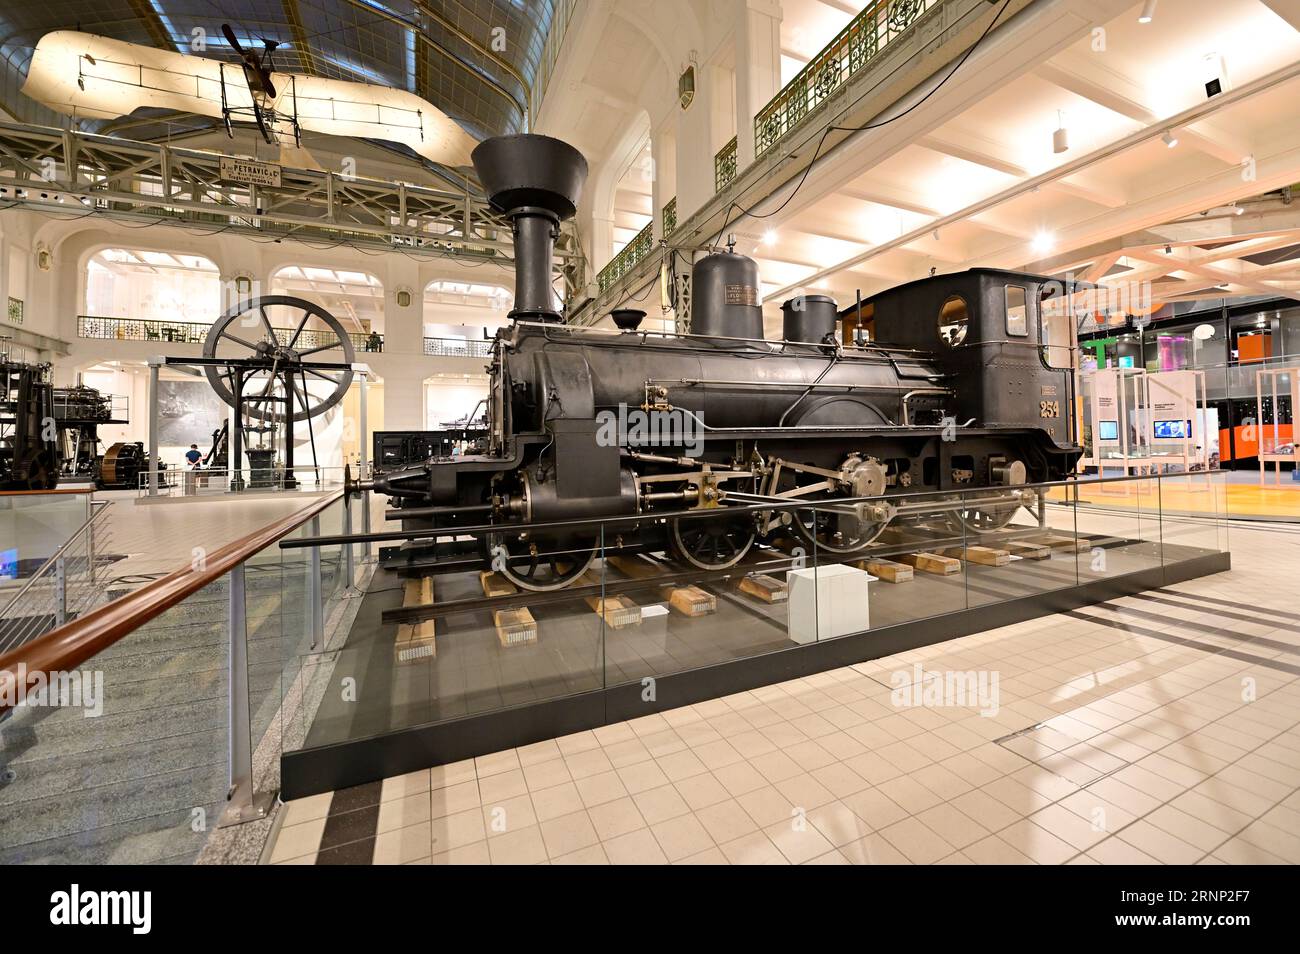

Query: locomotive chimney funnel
472,134,588,322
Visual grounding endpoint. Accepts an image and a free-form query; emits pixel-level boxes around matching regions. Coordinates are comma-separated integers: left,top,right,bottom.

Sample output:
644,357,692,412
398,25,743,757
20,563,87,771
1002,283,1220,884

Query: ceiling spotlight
1031,230,1054,255
1233,203,1244,215
932,229,940,241
762,229,777,245
1053,110,1069,154
1165,244,1173,254
1162,130,1178,148
1138,0,1157,23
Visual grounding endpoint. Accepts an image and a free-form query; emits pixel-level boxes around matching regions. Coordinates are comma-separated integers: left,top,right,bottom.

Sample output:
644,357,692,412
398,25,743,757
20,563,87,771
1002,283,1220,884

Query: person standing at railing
184,444,202,467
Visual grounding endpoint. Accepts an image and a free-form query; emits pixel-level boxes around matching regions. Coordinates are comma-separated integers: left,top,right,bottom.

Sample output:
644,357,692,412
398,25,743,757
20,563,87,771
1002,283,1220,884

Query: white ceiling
729,0,1300,330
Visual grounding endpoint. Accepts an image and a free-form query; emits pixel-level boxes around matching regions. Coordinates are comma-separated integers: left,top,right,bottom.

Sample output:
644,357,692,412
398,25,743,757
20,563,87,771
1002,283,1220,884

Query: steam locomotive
364,134,1083,590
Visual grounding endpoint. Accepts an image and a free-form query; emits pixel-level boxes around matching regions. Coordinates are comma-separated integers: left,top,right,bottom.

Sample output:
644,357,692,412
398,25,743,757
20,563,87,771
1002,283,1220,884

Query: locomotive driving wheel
788,502,890,555
487,532,598,592
670,514,756,570
945,492,1023,534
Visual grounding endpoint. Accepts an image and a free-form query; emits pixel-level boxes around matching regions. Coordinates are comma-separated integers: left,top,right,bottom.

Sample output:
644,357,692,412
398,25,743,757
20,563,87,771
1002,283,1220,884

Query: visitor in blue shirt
185,444,202,467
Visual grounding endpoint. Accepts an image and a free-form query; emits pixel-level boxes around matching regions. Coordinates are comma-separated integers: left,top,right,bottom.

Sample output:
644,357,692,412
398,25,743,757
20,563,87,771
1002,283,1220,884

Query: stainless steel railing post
342,493,356,592
54,557,67,627
219,562,275,826
308,515,323,650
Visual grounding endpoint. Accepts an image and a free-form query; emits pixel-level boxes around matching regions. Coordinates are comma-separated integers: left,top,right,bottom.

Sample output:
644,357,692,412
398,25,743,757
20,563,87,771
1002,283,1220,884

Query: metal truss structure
0,120,586,301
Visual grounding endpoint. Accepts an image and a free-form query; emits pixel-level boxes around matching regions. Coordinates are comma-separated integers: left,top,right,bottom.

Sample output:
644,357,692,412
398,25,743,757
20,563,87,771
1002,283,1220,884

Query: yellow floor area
1050,478,1300,520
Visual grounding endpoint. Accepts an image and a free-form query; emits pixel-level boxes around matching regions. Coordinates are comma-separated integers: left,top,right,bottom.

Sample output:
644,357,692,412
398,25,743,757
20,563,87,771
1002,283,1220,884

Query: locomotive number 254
1039,400,1060,418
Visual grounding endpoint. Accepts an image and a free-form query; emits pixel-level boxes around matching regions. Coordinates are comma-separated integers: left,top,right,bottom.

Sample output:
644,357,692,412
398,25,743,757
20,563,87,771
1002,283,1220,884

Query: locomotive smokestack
471,134,588,322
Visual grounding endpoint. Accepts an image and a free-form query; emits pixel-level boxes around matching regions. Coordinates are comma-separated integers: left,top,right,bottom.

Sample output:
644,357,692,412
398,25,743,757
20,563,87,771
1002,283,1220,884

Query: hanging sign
219,157,282,187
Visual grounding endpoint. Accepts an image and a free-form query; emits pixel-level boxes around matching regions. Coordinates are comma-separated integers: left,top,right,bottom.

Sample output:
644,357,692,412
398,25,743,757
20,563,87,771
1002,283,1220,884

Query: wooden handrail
0,487,97,496
0,489,344,712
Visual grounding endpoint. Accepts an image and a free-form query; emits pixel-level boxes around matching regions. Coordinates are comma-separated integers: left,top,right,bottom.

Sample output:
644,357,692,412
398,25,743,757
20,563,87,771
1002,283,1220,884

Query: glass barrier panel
0,491,91,585
1072,474,1163,587
602,508,792,684
285,511,607,750
1156,470,1228,559
0,578,231,865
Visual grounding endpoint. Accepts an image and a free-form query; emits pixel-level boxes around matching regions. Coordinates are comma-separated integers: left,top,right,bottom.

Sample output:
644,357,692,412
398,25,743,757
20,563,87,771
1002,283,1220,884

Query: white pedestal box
786,564,875,644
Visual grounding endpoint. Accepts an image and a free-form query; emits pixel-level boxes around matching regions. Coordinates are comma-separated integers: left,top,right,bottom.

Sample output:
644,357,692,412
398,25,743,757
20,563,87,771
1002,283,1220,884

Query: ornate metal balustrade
663,196,678,237
77,315,383,352
754,0,940,160
596,221,654,294
423,337,494,358
714,137,738,193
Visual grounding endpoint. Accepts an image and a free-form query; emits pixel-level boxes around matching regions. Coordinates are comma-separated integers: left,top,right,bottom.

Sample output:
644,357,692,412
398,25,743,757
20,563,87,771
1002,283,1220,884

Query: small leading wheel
202,295,355,423
670,514,756,570
487,533,598,592
789,501,889,555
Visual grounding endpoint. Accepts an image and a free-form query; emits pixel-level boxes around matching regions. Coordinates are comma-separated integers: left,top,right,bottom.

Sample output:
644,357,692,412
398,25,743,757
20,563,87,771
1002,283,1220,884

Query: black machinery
52,381,129,482
355,133,1084,591
373,427,488,473
160,296,355,490
97,441,166,490
0,353,58,490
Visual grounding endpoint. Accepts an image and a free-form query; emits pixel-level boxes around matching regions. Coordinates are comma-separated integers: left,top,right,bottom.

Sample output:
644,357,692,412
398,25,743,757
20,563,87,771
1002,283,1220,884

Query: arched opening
938,295,970,348
81,248,220,341
423,279,511,356
270,265,385,352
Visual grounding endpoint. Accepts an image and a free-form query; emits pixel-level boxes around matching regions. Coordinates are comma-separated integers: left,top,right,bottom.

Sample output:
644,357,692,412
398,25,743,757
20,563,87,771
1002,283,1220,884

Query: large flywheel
202,295,355,422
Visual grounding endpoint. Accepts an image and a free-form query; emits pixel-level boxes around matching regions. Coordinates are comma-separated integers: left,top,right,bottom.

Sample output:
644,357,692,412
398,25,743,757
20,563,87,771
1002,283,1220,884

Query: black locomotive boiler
364,134,1083,590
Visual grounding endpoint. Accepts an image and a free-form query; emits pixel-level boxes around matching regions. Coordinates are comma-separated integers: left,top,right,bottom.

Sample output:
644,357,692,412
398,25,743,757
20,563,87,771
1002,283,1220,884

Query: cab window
937,295,969,347
1005,284,1028,337
1039,293,1075,369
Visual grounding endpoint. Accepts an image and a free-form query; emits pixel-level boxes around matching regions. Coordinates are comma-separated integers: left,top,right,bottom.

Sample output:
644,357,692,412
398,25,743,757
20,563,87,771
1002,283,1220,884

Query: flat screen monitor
0,547,16,581
1154,419,1192,440
1117,355,1135,368
1098,420,1119,441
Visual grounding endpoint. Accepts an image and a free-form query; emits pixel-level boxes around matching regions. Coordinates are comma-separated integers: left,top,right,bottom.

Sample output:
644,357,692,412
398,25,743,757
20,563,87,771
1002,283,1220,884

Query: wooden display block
895,552,961,575
667,584,716,617
939,545,1010,567
1035,534,1091,553
739,573,788,603
494,608,537,647
480,571,518,598
857,558,913,583
577,571,642,628
607,554,660,579
586,593,641,628
609,555,716,617
1005,541,1051,560
395,577,435,663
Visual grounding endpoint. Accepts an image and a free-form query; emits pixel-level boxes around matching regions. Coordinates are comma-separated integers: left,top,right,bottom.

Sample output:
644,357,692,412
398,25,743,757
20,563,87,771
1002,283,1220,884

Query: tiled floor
268,518,1300,865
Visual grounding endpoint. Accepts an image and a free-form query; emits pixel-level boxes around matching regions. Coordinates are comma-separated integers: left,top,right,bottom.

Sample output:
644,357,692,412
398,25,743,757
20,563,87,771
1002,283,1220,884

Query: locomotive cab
860,269,1082,454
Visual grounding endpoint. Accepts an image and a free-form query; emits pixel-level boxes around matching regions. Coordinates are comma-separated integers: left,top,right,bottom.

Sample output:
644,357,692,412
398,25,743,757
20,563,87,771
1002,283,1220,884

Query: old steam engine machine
362,134,1083,590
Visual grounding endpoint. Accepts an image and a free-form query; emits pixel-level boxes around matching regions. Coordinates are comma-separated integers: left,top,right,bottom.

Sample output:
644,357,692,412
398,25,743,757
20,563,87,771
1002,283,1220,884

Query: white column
735,0,784,169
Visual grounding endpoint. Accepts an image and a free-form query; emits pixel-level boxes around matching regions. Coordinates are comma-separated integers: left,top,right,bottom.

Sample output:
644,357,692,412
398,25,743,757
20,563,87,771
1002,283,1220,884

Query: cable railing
0,499,112,655
596,220,654,294
753,0,942,161
76,315,384,352
423,336,494,358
